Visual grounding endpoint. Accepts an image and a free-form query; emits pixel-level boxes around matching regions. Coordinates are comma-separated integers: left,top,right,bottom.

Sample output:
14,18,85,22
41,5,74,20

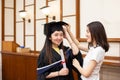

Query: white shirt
81,46,105,80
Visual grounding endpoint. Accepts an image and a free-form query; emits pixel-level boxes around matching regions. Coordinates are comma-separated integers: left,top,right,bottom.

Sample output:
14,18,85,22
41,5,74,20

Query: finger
62,25,66,28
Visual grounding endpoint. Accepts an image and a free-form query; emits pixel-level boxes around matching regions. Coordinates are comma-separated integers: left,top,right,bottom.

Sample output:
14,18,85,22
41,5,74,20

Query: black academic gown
37,46,83,80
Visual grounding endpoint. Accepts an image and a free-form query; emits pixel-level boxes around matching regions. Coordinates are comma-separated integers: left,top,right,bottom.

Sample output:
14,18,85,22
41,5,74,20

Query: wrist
58,71,59,76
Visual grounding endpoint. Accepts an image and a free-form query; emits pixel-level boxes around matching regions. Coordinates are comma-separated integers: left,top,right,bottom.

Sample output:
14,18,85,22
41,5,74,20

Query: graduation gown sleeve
66,48,83,80
37,50,50,80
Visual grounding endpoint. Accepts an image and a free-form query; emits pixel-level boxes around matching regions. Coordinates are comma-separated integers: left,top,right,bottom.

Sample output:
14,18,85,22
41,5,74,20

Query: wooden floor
100,65,120,80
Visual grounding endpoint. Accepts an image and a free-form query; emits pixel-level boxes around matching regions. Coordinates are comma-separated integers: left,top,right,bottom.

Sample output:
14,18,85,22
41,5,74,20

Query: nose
58,36,63,40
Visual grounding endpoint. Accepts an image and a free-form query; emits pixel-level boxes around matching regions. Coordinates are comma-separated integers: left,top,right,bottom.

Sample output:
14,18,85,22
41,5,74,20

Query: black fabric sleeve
37,51,50,80
72,51,83,80
37,72,49,80
73,51,83,67
66,49,83,80
66,48,83,67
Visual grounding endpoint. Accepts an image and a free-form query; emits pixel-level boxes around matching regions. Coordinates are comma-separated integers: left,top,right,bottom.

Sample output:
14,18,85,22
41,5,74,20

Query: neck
93,41,97,47
52,44,58,48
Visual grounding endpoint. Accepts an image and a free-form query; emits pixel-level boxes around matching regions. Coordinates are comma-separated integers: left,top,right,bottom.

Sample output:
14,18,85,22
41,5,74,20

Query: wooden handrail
103,56,120,67
82,54,120,67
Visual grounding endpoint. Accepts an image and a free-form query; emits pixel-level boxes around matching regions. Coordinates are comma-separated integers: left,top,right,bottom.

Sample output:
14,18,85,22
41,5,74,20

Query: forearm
46,68,69,78
73,60,97,78
66,32,79,55
67,29,80,47
69,42,79,55
77,66,88,77
68,30,88,52
46,71,59,79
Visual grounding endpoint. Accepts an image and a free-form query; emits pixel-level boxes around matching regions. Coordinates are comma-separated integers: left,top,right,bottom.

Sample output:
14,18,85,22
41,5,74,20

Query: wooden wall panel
2,52,38,80
0,0,2,51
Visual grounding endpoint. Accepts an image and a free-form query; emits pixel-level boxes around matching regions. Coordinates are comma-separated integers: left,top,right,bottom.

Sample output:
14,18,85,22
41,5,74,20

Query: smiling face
86,26,97,47
50,31,64,48
86,27,92,43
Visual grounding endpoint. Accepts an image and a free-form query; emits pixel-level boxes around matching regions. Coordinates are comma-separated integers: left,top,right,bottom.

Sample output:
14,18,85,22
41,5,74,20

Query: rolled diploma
60,49,66,68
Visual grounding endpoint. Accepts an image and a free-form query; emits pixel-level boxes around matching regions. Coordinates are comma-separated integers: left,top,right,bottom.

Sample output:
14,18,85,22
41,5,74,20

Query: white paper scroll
60,49,66,68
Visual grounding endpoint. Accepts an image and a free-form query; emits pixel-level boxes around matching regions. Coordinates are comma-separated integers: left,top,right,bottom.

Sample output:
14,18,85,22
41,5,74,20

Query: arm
37,51,50,79
66,25,88,52
38,51,68,79
46,68,69,78
73,59,97,78
63,26,79,55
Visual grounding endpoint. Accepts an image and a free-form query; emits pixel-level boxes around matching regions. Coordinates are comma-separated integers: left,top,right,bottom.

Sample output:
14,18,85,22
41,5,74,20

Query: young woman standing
63,21,109,80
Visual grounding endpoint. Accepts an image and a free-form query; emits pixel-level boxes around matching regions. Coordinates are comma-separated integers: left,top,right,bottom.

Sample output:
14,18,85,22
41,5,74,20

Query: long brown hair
87,21,109,52
42,21,66,64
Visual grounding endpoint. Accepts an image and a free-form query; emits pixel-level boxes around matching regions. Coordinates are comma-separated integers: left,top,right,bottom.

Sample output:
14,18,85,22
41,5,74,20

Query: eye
60,33,63,36
54,33,58,36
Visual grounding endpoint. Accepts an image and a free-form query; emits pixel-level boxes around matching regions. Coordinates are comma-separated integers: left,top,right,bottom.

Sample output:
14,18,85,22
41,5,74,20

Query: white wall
2,0,120,56
80,0,120,57
80,0,120,38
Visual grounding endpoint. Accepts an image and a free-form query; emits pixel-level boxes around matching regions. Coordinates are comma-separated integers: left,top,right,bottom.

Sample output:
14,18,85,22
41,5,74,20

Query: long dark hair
87,21,109,52
42,21,67,64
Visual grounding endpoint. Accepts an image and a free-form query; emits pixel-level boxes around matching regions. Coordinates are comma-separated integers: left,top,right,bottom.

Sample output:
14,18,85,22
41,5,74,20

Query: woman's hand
62,25,69,39
66,25,71,31
59,68,69,76
46,68,69,78
63,25,71,31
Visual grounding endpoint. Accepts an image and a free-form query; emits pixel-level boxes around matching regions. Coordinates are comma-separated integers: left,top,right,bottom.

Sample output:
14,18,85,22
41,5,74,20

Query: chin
57,43,61,46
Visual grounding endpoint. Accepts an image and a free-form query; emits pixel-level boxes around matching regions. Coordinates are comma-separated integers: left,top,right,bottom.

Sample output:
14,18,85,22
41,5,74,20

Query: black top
37,46,83,80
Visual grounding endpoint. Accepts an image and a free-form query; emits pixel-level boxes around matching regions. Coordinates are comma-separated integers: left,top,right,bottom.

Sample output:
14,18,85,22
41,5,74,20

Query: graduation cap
44,21,56,35
57,21,68,26
43,21,68,36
